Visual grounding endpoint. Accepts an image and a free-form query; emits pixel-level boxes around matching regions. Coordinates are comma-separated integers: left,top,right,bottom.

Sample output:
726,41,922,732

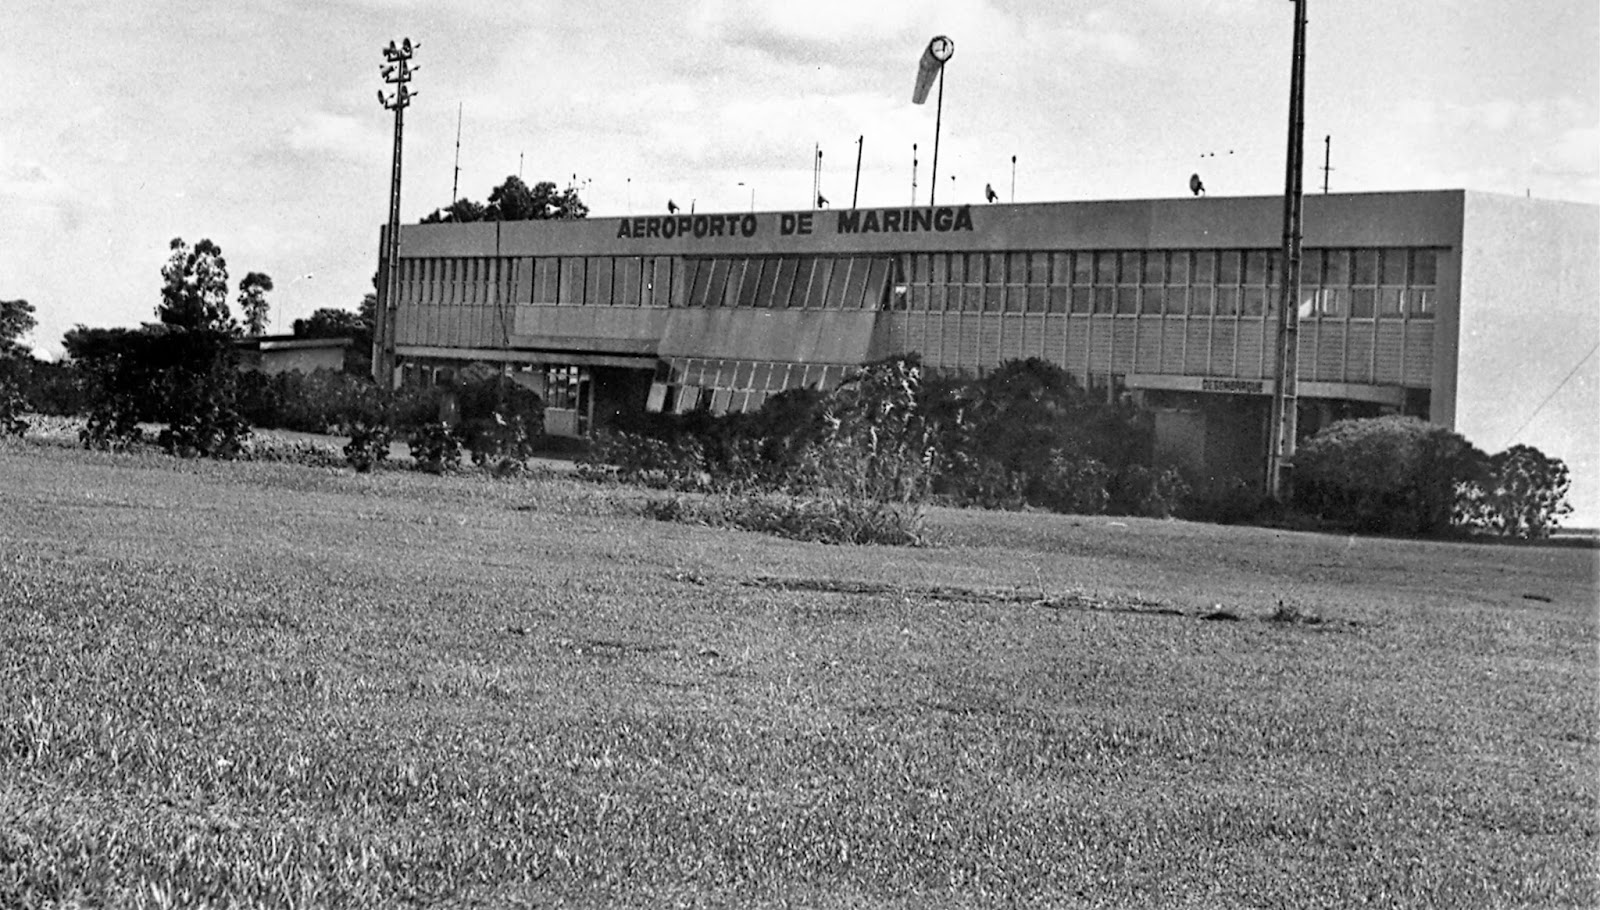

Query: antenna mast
451,103,462,202
911,143,918,205
852,135,863,208
1320,135,1333,194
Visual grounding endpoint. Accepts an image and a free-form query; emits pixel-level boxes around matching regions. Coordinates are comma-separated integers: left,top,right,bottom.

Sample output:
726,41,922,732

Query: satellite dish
1189,173,1206,197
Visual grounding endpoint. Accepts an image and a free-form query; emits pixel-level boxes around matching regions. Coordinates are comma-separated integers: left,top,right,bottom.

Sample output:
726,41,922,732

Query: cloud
691,0,916,52
285,111,382,161
1549,124,1600,177
1379,95,1600,200
0,154,87,232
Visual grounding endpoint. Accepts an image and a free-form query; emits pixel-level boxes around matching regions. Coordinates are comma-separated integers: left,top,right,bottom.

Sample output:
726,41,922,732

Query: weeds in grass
1268,598,1325,625
640,490,926,546
237,435,346,469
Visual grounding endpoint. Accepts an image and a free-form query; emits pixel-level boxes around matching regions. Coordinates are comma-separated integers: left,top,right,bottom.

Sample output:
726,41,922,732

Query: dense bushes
1294,416,1482,535
587,360,937,544
581,358,1188,544
923,359,1165,512
588,358,1182,521
1294,417,1573,538
57,327,549,476
66,327,250,457
235,367,547,475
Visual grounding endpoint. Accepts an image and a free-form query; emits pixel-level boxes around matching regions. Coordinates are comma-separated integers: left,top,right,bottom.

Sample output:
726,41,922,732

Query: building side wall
1457,193,1600,525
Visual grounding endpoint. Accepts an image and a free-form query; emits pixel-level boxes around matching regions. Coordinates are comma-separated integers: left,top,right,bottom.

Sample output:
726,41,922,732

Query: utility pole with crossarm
375,38,418,387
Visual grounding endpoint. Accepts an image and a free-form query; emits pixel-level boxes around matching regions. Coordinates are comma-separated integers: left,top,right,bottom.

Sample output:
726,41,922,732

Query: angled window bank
383,190,1598,487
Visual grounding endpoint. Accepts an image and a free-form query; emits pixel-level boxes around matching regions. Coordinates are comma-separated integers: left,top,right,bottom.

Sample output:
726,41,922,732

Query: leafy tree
293,307,365,339
237,272,274,336
66,235,261,456
0,300,39,434
293,299,374,375
158,238,234,331
419,176,588,224
1457,444,1573,539
1,298,37,360
486,176,589,221
420,198,488,224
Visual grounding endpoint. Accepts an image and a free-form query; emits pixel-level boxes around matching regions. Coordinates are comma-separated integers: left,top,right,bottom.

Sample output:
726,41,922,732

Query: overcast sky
3,0,1596,357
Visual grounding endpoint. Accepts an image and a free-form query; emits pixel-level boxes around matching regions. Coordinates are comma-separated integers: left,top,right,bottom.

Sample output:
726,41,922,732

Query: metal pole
1010,154,1016,202
451,102,462,203
930,67,945,206
380,103,403,387
376,39,417,388
1322,134,1331,194
813,144,820,209
911,143,918,206
1267,0,1307,501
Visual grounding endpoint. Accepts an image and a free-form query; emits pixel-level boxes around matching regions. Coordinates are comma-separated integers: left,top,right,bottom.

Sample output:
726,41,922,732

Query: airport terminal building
380,190,1597,491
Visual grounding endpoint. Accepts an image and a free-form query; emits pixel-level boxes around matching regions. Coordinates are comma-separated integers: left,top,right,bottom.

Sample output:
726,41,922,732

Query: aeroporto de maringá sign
614,205,978,241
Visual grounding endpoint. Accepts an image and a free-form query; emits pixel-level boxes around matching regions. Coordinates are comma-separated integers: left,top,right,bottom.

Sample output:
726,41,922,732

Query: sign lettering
613,206,975,241
1200,378,1265,394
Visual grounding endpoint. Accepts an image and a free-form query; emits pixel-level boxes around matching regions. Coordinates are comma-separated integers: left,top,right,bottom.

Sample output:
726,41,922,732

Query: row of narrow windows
396,248,1440,320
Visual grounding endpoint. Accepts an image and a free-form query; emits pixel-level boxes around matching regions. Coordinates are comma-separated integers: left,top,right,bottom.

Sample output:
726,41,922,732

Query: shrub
0,378,28,437
1,356,84,418
1457,444,1573,539
1108,463,1191,518
80,403,144,451
407,422,463,474
343,425,391,473
468,412,541,477
1294,416,1485,535
150,331,251,458
580,430,710,490
65,326,250,459
923,359,1156,514
1036,450,1112,515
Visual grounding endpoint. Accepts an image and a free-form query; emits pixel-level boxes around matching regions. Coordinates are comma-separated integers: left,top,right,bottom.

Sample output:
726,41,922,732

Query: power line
1502,341,1597,447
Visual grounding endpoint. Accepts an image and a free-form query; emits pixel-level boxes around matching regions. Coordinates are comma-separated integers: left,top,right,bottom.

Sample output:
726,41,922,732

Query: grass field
1,439,1595,908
